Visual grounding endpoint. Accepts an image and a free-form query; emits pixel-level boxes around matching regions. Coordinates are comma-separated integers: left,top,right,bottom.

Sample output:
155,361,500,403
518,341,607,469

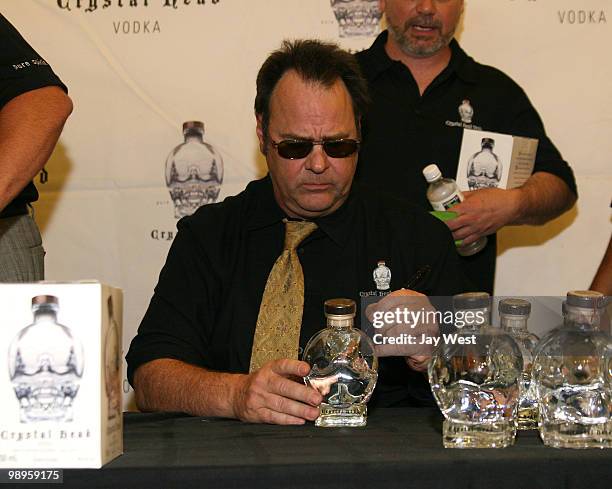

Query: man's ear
255,114,267,155
378,0,386,14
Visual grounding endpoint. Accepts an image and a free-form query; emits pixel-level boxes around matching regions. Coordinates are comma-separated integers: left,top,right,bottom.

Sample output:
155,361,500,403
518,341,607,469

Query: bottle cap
566,290,606,309
453,292,490,310
324,298,356,316
481,138,495,148
422,164,442,183
183,121,204,135
31,295,59,307
499,298,531,316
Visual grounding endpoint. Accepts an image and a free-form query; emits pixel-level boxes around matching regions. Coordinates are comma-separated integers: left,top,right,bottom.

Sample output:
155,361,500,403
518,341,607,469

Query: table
52,409,612,488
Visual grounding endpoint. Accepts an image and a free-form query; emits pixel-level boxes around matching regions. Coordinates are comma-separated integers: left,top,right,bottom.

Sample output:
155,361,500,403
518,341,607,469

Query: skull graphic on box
165,121,224,219
466,138,502,190
104,296,121,420
8,296,84,423
330,0,382,38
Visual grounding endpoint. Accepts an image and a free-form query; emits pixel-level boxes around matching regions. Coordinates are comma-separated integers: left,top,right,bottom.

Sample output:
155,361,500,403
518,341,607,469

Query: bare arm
512,172,576,225
0,86,73,211
133,358,322,425
590,235,612,296
448,172,577,245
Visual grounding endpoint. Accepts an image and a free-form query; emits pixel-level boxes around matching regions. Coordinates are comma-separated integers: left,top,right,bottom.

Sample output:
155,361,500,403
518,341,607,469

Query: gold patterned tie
249,219,318,372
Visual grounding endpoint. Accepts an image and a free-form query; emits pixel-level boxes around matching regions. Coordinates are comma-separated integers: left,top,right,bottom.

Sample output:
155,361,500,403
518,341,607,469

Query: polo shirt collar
360,30,478,84
247,174,354,248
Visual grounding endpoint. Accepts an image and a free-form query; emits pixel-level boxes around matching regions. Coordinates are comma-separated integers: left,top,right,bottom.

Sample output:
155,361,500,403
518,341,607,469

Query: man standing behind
0,14,73,282
356,0,577,293
127,40,469,425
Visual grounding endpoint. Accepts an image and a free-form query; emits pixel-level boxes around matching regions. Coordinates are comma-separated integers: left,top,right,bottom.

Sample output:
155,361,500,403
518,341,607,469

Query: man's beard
387,15,456,58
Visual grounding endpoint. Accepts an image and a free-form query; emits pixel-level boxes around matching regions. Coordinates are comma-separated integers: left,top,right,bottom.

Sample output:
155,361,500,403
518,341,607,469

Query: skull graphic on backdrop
330,0,382,38
165,121,224,219
8,296,84,423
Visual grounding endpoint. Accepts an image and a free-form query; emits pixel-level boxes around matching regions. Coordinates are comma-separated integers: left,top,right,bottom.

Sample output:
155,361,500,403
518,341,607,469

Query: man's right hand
232,359,322,425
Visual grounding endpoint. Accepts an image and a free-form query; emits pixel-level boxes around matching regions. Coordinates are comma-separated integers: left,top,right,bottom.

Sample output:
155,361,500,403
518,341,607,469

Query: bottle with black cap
499,298,539,430
532,290,612,448
303,298,378,427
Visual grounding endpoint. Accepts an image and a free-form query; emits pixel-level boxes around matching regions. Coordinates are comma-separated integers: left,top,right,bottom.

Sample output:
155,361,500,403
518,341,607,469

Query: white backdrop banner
3,0,610,408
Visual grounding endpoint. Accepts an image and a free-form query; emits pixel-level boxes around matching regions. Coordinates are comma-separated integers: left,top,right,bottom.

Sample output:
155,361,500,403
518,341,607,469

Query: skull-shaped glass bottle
8,296,84,423
330,0,382,38
303,298,378,427
532,291,612,448
165,121,224,219
499,298,539,430
429,292,523,448
466,138,502,190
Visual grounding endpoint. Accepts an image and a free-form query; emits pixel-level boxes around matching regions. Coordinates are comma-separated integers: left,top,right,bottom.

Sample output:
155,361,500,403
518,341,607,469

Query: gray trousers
0,213,44,282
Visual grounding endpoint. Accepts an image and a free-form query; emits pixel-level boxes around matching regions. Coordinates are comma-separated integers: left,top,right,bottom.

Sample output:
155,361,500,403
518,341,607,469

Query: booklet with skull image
455,129,538,191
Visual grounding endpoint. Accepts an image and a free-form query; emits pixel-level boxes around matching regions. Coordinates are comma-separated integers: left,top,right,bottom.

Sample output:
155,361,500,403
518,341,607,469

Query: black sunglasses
270,138,360,160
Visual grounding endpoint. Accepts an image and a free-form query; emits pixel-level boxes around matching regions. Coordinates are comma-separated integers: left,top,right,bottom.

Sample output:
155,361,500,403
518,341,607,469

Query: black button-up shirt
355,32,577,293
127,176,470,407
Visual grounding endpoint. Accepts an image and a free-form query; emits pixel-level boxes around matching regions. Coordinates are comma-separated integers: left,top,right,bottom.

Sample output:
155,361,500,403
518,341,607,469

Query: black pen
403,265,432,293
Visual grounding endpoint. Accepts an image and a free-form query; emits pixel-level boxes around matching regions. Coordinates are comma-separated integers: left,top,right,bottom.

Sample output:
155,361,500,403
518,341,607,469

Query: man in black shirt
355,0,577,293
0,14,73,282
127,40,469,425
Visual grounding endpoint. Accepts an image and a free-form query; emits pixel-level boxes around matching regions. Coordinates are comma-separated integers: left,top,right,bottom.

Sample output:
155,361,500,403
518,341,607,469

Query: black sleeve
505,81,577,196
0,13,68,108
125,217,219,386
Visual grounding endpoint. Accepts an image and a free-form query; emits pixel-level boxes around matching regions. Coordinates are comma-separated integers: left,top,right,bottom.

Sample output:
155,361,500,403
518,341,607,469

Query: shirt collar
247,175,354,248
247,175,285,231
359,30,478,84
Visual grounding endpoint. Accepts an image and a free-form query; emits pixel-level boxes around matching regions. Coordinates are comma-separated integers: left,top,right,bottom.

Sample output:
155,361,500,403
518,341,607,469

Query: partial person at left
0,13,73,282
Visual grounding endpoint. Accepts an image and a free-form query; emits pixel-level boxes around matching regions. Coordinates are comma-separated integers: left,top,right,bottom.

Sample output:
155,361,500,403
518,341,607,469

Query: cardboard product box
456,128,538,191
0,282,123,468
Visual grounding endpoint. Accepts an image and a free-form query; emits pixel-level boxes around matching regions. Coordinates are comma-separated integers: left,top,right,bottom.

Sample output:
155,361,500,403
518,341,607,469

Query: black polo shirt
127,176,470,407
355,31,577,293
0,13,68,218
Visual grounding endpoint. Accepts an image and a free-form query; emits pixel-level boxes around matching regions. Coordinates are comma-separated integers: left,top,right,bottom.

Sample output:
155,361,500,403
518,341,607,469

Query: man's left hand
364,289,438,372
446,188,522,245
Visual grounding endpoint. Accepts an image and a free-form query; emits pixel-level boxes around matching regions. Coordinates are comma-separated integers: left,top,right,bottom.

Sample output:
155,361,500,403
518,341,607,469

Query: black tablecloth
32,408,612,488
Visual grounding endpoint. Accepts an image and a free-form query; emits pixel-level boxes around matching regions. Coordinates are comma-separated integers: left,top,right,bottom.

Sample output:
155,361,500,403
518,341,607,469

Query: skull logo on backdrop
330,0,382,38
8,296,84,423
165,121,224,219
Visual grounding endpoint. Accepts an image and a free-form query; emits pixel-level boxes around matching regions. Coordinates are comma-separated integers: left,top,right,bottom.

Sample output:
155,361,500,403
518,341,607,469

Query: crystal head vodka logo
330,0,382,38
458,99,474,124
466,138,502,190
165,121,224,219
373,260,391,291
8,295,85,423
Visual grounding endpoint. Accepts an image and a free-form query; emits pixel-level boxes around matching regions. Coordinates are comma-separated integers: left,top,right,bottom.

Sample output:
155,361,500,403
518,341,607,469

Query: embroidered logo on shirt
458,99,474,124
445,98,482,130
373,260,391,291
